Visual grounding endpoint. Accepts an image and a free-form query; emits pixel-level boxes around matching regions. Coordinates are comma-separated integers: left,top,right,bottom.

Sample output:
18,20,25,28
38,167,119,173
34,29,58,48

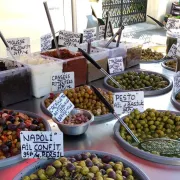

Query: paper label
83,27,97,43
168,44,177,58
108,57,124,74
47,93,74,122
166,18,180,29
58,30,81,47
6,37,31,57
113,92,144,115
174,75,180,94
98,25,113,40
41,33,52,52
177,42,180,57
20,131,64,159
51,72,75,91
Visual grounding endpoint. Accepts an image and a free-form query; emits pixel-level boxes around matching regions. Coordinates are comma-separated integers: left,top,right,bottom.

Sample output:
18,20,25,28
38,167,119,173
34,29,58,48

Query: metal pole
71,0,77,32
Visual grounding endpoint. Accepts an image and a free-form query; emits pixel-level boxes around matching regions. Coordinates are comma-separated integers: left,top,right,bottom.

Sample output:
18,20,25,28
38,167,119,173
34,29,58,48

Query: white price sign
58,30,81,47
47,93,74,122
174,75,180,94
177,42,180,57
20,131,64,159
6,37,31,57
51,72,75,91
98,25,112,40
83,27,97,43
41,33,52,52
166,18,180,29
168,44,177,58
108,57,124,74
113,92,144,115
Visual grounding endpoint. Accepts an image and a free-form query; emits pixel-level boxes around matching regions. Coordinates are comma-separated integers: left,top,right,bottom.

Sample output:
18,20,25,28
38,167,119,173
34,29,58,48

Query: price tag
174,75,180,93
47,93,74,122
83,27,97,43
113,92,144,115
41,33,52,52
168,44,177,58
58,30,81,47
108,57,124,74
166,18,180,29
177,42,180,57
20,131,64,159
51,72,75,91
98,25,112,40
6,37,31,57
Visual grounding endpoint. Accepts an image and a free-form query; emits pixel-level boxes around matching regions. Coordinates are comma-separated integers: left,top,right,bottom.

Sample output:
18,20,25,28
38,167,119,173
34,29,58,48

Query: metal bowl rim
13,150,149,180
114,110,180,165
161,59,176,72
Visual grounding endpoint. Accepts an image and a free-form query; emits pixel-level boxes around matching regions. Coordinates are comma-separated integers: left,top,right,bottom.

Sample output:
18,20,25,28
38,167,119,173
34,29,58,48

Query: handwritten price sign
114,92,144,115
41,33,52,52
6,37,31,57
108,57,124,74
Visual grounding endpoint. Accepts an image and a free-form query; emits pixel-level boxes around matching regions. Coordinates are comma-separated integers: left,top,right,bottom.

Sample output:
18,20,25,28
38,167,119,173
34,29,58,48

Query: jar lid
167,29,180,38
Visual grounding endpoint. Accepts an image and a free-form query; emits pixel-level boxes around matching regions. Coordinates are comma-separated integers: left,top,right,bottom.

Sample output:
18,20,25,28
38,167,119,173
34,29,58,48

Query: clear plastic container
166,29,180,54
0,59,32,106
92,40,127,58
18,54,63,98
41,48,88,86
78,43,109,82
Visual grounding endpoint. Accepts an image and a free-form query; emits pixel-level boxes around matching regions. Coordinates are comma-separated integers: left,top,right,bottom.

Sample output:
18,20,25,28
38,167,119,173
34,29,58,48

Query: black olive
3,110,8,113
18,122,26,129
1,145,9,152
7,116,13,120
10,118,15,124
32,119,39,125
0,118,5,125
5,141,12,147
18,118,24,122
3,124,8,130
4,152,11,158
29,124,37,131
8,124,17,131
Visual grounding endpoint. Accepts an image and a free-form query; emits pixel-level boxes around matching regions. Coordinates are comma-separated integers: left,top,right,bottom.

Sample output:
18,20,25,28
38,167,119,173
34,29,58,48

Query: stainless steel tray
0,110,51,169
161,59,176,72
14,150,149,180
171,91,180,111
41,92,114,122
103,69,173,96
114,110,180,166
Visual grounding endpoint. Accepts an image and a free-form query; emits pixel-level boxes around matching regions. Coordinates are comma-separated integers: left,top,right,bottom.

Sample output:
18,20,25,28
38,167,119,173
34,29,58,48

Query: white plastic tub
18,54,63,98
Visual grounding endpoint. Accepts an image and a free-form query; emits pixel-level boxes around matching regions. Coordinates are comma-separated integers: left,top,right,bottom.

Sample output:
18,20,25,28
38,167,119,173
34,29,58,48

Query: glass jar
166,29,180,54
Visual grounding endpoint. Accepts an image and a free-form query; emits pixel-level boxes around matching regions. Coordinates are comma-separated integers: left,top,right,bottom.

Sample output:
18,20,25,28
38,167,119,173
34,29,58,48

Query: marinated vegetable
141,48,164,61
107,71,169,90
23,152,138,180
0,109,45,159
119,109,180,157
164,59,176,70
44,86,113,116
41,49,82,59
62,113,89,125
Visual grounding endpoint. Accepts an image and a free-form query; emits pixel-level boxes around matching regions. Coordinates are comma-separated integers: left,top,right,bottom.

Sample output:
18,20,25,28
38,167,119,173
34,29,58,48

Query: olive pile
62,113,89,125
0,109,45,159
164,60,176,70
107,71,169,90
23,152,137,180
141,48,164,61
45,86,113,116
120,109,180,143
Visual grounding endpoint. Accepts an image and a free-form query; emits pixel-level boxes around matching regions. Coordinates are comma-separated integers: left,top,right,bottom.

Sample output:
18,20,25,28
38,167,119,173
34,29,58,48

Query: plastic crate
18,54,63,98
0,59,32,106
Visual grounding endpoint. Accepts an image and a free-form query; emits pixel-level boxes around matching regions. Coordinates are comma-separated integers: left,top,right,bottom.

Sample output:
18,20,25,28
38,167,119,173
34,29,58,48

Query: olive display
141,48,164,61
44,86,113,116
107,71,169,90
119,109,180,157
23,152,138,180
62,113,89,125
164,60,176,70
